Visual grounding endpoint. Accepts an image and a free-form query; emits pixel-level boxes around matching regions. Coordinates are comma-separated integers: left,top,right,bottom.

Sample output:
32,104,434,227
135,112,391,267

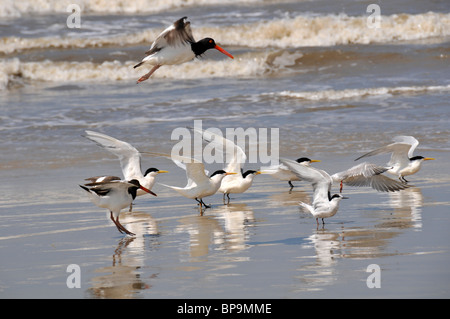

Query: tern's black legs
223,193,231,205
195,198,211,210
316,218,325,227
200,199,211,208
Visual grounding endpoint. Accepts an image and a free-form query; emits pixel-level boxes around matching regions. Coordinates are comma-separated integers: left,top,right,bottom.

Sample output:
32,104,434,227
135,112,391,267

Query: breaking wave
214,12,450,48
2,12,449,54
0,52,272,89
272,85,450,102
2,10,449,89
0,0,261,17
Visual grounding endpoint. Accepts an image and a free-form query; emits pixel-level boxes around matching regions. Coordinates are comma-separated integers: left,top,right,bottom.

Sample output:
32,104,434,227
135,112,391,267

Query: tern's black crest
296,157,311,163
242,170,258,178
144,168,160,176
409,156,425,161
210,170,227,178
330,194,348,201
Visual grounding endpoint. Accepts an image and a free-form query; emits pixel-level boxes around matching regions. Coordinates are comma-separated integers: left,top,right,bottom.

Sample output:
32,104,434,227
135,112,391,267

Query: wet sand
1,150,449,299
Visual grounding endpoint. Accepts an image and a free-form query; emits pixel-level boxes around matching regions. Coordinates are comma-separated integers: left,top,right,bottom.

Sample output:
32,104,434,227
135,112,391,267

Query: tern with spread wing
83,130,168,210
280,158,409,225
80,178,156,236
354,136,435,183
190,127,261,204
261,157,321,189
134,16,234,83
332,162,409,193
280,158,348,226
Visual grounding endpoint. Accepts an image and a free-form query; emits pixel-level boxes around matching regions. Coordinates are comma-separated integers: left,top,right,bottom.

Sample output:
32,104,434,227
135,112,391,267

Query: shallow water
0,0,449,299
1,154,449,299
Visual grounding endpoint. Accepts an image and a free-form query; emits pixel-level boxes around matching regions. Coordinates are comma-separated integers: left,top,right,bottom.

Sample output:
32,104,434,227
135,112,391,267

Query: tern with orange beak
134,16,234,83
158,155,236,213
279,158,409,225
355,136,435,183
80,179,156,236
189,127,262,204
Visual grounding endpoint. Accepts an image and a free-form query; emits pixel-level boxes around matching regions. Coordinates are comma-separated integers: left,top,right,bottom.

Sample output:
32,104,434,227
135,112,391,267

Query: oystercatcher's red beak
140,186,157,196
214,45,234,59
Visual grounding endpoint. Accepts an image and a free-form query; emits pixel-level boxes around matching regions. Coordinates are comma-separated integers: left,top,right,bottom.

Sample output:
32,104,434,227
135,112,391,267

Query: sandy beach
1,0,449,299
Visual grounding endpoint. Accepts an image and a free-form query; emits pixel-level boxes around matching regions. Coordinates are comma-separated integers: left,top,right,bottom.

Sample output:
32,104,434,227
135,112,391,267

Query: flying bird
354,136,435,183
80,178,156,236
134,16,234,83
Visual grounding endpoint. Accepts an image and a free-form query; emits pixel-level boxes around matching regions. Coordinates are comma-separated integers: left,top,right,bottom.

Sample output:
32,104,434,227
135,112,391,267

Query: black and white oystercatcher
134,16,234,83
83,130,169,211
80,178,156,236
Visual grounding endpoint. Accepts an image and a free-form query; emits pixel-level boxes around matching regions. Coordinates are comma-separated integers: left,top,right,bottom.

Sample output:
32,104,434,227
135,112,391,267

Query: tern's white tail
299,202,315,216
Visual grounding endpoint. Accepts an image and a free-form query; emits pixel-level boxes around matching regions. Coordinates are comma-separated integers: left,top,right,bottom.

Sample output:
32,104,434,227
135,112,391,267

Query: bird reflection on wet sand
174,203,256,261
293,186,426,292
87,212,159,298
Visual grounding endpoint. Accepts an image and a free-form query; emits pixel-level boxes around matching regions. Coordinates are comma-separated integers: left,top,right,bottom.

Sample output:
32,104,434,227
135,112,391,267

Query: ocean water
0,0,449,299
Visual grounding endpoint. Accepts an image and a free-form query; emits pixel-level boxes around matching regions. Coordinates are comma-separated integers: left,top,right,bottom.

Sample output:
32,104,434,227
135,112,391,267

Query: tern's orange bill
214,45,234,59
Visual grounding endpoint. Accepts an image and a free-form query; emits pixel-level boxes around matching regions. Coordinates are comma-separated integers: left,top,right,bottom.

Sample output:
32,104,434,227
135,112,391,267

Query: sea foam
274,85,450,102
2,12,449,54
